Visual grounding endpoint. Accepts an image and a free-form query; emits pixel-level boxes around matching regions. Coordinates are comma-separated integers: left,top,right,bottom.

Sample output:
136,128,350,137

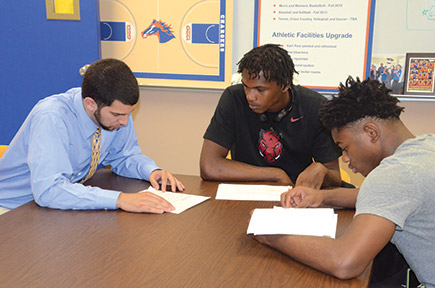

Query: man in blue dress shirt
0,59,184,213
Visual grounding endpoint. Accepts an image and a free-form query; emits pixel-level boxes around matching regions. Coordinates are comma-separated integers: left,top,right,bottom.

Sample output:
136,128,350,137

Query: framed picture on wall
403,53,435,96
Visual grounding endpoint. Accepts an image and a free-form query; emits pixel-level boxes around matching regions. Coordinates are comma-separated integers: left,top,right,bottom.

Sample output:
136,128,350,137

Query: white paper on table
140,187,210,214
247,207,337,238
216,183,292,201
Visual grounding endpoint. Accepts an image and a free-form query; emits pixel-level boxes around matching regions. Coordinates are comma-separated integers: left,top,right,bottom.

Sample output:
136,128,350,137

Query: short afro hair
319,76,404,131
237,44,298,88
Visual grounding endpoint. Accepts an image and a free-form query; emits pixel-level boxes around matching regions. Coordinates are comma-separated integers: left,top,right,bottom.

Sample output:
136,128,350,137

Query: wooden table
0,170,371,287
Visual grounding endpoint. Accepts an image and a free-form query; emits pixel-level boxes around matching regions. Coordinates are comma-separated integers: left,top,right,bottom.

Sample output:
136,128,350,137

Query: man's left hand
294,162,328,189
149,170,185,192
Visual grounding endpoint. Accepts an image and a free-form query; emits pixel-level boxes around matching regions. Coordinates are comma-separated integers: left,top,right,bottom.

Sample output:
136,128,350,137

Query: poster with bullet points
254,0,376,92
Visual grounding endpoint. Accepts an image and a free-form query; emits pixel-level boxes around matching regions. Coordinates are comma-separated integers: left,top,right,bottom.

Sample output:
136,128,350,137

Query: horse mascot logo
142,19,175,43
258,128,283,163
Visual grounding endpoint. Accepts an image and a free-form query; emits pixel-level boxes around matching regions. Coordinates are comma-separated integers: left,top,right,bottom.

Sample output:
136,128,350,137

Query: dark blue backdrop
0,1,100,144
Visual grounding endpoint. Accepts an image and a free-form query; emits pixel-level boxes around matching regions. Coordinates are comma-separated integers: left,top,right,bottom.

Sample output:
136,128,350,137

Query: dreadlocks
319,76,405,131
237,44,298,88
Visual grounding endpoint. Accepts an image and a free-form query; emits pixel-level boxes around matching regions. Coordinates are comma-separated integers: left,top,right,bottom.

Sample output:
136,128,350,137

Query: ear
281,83,291,93
83,97,98,113
362,122,380,143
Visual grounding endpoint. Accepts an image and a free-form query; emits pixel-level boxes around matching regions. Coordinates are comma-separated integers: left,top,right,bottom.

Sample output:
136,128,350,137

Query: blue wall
0,1,100,144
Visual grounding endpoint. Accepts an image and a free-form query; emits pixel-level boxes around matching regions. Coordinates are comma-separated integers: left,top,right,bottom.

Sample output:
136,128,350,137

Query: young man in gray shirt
253,76,435,287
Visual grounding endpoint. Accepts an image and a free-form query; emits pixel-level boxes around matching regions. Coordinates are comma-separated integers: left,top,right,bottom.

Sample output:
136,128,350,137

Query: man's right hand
280,186,323,208
116,192,175,213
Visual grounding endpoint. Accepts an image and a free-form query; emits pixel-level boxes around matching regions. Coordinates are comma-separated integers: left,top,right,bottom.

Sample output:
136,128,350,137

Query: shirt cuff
93,187,121,210
141,165,161,180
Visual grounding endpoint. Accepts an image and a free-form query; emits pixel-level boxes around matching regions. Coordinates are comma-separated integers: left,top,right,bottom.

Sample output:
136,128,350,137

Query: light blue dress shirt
0,88,159,210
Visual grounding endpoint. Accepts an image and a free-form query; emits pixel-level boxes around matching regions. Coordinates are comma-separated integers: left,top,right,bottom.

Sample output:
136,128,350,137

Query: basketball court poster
100,0,233,89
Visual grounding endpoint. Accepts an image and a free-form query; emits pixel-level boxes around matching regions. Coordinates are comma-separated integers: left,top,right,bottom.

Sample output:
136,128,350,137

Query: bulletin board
370,0,435,99
253,0,376,93
99,0,233,89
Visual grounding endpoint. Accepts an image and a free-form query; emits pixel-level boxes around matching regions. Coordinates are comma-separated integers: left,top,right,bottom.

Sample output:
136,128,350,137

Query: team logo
142,19,175,43
258,128,283,163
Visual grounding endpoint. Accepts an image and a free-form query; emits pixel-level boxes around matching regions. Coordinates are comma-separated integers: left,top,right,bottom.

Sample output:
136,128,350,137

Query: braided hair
237,44,298,88
319,76,404,131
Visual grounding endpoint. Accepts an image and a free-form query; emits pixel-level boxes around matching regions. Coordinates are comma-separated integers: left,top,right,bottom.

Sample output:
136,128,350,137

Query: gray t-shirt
356,134,435,287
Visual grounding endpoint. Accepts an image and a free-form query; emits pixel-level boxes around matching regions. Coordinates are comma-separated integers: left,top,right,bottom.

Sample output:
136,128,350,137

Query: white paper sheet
247,207,337,238
141,187,210,214
216,183,292,201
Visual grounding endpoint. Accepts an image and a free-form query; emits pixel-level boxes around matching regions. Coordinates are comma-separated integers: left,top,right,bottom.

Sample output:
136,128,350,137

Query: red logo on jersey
258,128,282,163
290,116,304,122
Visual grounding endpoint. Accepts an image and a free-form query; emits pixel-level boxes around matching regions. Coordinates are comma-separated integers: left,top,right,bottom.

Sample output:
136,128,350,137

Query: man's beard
94,108,112,131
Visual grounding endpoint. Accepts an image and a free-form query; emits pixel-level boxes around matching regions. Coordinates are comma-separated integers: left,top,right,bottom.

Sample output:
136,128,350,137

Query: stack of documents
141,187,210,214
216,183,291,201
247,207,337,238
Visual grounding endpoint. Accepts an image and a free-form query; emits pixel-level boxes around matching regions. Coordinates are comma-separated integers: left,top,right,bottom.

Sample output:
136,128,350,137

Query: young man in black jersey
200,44,342,188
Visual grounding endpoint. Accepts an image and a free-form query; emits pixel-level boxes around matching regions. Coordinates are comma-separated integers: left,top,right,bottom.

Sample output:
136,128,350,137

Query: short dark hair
319,76,404,130
81,58,139,107
237,44,298,88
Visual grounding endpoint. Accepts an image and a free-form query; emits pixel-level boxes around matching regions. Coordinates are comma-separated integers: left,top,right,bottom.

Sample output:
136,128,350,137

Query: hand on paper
150,170,185,192
280,186,323,208
117,191,175,213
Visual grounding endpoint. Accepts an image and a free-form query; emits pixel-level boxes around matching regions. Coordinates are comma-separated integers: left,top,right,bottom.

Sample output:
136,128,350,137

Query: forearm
259,214,393,279
260,234,364,279
109,153,159,181
33,177,120,210
321,187,359,208
200,157,292,184
106,119,159,181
